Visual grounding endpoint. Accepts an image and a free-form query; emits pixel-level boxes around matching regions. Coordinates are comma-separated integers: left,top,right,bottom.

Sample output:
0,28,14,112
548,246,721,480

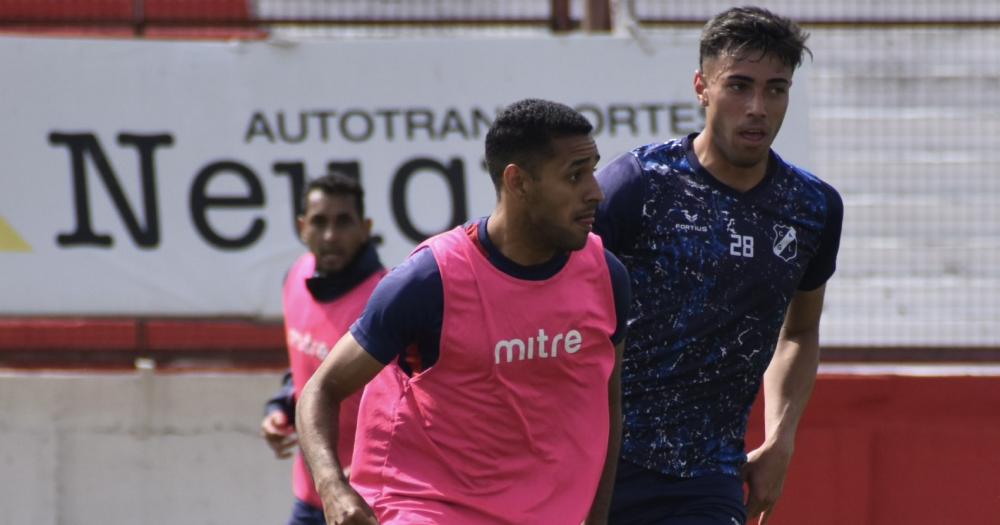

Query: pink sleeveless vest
283,252,385,509
351,225,617,524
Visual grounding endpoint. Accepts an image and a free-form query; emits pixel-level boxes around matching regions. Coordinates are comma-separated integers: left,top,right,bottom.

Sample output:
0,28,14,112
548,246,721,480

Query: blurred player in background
296,98,631,525
594,7,844,524
261,173,387,525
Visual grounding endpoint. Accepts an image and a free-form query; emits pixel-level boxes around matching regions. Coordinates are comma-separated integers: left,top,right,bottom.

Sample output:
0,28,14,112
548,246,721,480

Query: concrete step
812,109,1000,153
836,239,1000,279
820,318,1000,347
840,197,1000,238
809,28,1000,108
825,278,1000,321
810,74,1000,108
817,159,1000,195
811,28,1000,70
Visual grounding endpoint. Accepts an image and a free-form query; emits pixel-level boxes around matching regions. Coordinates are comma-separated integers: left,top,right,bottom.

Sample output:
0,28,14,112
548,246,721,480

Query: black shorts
609,460,747,525
287,498,325,525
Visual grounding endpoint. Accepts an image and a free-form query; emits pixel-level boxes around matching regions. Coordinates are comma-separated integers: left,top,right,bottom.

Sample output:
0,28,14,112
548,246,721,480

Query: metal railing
4,1,1000,38
0,0,595,37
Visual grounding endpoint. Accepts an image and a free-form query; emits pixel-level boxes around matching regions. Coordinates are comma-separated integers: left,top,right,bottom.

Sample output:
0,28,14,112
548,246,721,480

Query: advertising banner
0,34,811,316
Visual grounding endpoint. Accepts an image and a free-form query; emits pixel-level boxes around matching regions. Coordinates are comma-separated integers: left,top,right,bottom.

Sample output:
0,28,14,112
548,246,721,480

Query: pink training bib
283,252,385,509
352,225,617,524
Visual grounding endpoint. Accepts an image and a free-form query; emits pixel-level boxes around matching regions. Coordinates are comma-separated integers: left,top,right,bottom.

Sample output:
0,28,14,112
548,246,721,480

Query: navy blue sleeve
799,186,844,291
349,248,444,365
595,152,645,254
264,370,295,420
604,249,632,345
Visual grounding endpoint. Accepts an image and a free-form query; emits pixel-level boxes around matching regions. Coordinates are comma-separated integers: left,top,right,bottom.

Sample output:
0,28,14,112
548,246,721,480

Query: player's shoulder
602,248,629,280
375,247,442,299
630,137,688,170
599,137,688,188
633,136,686,156
774,153,843,208
601,248,632,330
412,224,468,255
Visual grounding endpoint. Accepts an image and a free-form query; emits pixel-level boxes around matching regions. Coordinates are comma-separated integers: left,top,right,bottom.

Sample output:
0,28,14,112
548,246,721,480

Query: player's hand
260,410,297,459
322,488,379,525
742,441,793,525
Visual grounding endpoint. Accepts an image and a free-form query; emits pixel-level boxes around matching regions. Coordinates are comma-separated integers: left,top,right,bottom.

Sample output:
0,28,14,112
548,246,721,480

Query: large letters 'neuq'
49,131,469,250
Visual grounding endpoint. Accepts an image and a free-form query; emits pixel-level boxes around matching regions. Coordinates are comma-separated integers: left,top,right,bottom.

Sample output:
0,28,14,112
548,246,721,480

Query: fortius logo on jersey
669,209,709,233
494,328,583,365
772,225,798,262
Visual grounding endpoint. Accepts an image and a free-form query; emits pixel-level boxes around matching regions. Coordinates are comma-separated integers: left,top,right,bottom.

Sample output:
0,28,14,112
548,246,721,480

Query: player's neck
486,209,557,267
693,132,769,193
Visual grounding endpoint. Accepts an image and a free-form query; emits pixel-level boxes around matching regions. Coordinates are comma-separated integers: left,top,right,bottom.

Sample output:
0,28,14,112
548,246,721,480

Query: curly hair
484,98,593,191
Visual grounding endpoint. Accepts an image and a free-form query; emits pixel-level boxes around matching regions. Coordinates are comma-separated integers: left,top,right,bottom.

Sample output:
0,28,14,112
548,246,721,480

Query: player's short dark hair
302,173,365,219
699,6,811,71
484,98,593,192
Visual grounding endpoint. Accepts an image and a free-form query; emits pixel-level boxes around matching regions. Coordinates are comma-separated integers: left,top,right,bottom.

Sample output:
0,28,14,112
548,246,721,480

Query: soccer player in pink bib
297,98,631,525
260,174,387,525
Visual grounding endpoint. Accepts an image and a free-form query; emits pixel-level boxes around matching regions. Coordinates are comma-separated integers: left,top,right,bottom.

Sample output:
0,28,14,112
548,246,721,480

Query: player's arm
261,370,297,458
586,250,630,524
297,332,384,525
744,284,826,524
594,153,645,254
585,339,624,525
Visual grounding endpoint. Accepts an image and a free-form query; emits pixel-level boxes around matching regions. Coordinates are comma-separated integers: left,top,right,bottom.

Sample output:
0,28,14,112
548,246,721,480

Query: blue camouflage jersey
594,133,843,478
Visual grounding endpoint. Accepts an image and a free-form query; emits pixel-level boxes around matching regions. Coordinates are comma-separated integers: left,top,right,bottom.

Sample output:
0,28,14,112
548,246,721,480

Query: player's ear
502,163,530,201
296,215,306,242
362,217,373,240
694,69,709,107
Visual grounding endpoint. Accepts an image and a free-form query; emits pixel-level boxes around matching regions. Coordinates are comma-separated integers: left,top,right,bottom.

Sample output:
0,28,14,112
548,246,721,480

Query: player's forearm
588,399,622,523
296,375,349,497
586,345,624,524
762,328,820,449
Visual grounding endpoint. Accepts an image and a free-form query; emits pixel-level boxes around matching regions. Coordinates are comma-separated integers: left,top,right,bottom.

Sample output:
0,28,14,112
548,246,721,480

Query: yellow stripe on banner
0,216,32,252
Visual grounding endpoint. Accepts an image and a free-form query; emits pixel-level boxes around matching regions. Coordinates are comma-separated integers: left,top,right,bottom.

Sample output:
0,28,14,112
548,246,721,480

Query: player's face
298,190,371,274
523,134,603,253
695,52,793,170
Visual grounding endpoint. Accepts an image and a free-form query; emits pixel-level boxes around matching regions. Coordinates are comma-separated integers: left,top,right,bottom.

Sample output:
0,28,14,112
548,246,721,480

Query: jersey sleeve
349,248,444,365
604,249,632,345
595,152,646,254
799,185,844,291
263,370,295,420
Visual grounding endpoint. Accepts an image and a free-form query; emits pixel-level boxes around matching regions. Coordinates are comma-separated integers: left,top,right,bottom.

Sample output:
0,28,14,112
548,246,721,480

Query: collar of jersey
470,216,570,281
305,242,384,302
682,132,779,198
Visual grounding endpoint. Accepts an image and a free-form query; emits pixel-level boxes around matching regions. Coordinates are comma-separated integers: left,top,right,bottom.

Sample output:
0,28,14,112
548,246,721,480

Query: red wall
0,0,260,39
746,375,1000,524
3,319,999,521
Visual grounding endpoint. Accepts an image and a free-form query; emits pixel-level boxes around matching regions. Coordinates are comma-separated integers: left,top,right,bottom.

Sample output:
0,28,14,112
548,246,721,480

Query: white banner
0,34,811,317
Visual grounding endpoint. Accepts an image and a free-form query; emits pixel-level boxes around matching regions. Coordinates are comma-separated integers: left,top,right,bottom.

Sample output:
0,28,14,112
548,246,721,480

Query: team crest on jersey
772,225,798,262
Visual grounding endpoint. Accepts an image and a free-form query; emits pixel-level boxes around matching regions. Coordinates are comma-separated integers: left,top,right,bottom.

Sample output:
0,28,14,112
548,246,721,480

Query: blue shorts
287,498,325,525
609,460,747,525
